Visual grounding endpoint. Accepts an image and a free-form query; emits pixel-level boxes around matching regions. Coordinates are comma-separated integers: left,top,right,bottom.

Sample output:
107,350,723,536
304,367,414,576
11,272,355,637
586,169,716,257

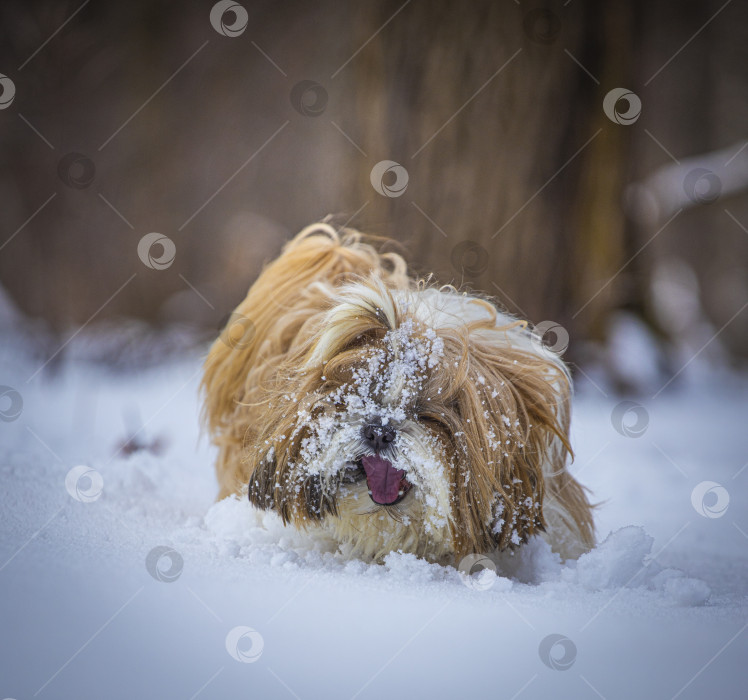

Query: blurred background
1,0,747,391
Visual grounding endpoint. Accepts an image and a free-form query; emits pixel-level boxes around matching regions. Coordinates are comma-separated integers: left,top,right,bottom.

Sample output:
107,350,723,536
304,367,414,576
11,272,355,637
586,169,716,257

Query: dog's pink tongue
361,455,406,505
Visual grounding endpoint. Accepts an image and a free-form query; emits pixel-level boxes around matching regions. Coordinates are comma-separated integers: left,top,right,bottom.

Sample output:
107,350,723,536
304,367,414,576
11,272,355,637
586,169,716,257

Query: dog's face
245,281,570,561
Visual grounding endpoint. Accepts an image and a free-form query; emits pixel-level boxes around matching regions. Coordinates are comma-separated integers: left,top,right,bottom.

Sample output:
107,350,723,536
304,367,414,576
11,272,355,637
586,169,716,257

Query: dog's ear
247,432,341,525
202,225,402,432
433,310,580,557
201,223,411,498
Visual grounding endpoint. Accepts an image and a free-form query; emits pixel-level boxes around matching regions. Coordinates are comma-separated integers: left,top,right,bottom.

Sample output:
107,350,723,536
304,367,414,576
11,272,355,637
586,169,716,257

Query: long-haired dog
201,223,594,564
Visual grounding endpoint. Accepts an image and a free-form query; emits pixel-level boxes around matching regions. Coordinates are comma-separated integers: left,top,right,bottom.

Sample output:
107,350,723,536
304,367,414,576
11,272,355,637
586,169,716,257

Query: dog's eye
343,329,386,351
418,414,448,431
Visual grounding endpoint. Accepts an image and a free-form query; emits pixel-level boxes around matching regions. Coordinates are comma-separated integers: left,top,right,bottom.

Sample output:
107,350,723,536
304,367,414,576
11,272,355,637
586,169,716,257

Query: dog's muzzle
361,422,396,452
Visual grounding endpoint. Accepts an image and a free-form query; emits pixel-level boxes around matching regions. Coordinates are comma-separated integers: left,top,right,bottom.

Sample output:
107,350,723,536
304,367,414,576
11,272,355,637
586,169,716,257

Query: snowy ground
1,336,747,700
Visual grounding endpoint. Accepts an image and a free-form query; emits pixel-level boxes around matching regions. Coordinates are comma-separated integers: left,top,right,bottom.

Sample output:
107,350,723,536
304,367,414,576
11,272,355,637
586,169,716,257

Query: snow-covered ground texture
1,333,747,700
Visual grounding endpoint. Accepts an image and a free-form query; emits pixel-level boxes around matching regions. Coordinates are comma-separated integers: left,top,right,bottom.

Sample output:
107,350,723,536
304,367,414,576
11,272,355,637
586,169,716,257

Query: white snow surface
1,340,747,700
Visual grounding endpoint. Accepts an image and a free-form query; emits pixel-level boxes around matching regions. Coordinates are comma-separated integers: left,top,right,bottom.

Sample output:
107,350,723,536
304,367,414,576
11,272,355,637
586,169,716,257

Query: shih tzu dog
201,222,594,564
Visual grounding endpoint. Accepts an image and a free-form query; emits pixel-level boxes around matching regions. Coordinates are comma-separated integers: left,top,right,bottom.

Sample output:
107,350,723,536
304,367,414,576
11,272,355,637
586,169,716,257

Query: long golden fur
202,222,594,564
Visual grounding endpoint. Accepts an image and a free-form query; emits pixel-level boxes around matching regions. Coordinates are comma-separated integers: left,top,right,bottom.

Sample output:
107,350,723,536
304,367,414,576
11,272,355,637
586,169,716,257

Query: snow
1,335,747,700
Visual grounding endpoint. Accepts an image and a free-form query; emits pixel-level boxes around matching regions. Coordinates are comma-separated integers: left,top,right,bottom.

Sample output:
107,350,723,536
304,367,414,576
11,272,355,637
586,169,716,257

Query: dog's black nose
362,423,396,452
